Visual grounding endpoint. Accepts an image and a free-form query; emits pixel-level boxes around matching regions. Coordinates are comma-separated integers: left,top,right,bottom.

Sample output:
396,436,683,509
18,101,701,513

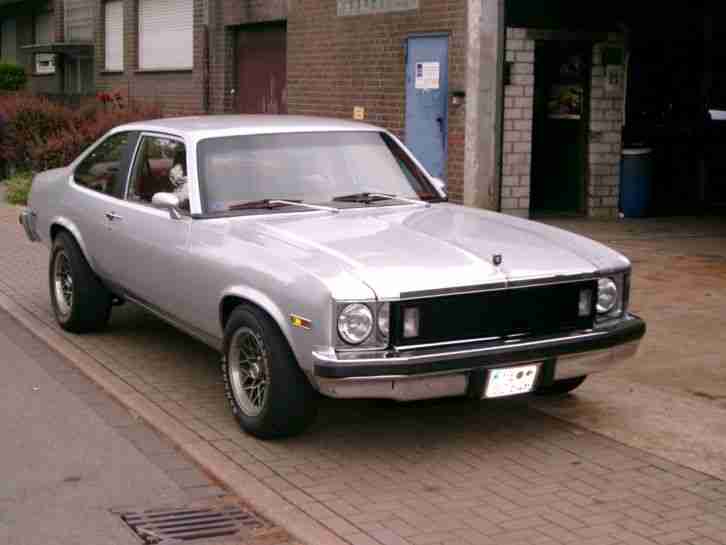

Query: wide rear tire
221,305,317,439
49,232,112,333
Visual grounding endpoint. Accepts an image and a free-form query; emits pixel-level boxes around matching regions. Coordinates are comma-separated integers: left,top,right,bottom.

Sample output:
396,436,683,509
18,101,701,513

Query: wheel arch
219,288,294,354
49,219,98,273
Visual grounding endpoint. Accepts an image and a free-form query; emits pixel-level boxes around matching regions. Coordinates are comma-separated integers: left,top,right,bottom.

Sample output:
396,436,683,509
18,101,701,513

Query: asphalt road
0,317,191,545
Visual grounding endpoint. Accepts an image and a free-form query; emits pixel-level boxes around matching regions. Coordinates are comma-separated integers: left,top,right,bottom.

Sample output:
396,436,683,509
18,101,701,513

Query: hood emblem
492,254,503,266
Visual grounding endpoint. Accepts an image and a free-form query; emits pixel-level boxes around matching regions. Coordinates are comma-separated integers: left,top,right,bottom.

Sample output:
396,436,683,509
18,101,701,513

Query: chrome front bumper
19,209,40,242
313,314,645,401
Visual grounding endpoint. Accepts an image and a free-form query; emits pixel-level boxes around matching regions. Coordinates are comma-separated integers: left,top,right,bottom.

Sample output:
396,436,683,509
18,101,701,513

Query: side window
74,132,129,195
127,135,189,211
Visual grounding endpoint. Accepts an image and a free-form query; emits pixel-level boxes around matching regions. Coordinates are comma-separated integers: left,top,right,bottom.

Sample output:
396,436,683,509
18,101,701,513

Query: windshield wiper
227,199,338,213
332,192,429,207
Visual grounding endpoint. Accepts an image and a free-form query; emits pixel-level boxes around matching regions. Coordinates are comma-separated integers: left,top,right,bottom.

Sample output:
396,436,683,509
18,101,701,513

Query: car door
108,133,194,322
69,131,138,283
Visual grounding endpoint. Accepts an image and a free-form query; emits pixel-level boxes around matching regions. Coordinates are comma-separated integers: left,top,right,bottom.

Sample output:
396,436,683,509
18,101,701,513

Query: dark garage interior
507,1,725,217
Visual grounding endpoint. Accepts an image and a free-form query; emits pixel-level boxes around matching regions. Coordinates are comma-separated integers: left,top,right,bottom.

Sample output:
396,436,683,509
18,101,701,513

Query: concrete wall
500,27,625,218
464,0,504,211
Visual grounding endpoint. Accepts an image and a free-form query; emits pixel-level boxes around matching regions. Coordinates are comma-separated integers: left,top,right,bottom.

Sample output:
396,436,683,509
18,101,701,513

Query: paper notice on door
415,62,440,90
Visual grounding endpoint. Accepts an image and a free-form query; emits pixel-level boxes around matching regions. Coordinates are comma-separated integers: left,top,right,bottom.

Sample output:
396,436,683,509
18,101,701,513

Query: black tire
49,231,112,333
221,305,317,439
536,375,587,395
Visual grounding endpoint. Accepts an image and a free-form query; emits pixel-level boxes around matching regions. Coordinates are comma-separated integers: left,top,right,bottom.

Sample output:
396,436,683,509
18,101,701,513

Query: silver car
20,116,646,438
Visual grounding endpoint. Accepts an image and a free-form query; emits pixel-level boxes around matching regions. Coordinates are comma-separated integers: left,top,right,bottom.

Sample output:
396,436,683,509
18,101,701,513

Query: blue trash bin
619,147,653,218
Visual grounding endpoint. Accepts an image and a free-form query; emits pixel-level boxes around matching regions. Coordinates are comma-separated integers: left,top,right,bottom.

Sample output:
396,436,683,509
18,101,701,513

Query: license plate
483,364,540,398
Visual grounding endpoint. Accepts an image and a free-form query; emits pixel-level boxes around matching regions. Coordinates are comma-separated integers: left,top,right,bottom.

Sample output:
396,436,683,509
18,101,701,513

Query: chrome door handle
105,212,123,221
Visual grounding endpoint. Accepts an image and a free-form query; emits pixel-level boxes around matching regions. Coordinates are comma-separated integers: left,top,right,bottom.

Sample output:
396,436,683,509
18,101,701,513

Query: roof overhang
21,42,94,57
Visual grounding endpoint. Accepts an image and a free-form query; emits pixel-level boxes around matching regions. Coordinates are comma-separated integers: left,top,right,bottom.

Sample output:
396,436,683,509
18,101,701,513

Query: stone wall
500,27,625,218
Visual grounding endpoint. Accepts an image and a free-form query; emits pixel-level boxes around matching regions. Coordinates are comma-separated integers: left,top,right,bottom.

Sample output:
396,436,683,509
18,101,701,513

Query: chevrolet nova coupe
20,116,646,438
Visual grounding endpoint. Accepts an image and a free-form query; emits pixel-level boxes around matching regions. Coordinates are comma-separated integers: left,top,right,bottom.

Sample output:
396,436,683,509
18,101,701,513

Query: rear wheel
536,375,587,395
49,232,112,333
221,305,317,439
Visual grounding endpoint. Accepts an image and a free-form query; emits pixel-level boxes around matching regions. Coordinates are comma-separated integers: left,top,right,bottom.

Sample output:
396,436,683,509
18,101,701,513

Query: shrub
28,102,163,172
0,94,73,167
0,63,27,91
0,92,162,172
4,171,33,205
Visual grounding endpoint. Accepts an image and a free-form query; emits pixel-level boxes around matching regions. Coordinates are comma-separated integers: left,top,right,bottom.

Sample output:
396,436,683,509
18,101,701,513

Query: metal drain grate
118,503,264,544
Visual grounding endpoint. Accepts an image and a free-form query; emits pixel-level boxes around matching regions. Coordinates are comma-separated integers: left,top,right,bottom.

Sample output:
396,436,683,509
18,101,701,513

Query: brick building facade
2,0,633,218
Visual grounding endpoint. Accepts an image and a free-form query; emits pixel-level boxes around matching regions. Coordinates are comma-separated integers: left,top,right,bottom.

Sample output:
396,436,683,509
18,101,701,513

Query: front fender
218,281,332,374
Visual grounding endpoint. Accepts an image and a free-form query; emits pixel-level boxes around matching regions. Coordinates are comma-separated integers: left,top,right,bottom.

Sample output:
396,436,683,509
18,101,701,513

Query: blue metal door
405,36,449,180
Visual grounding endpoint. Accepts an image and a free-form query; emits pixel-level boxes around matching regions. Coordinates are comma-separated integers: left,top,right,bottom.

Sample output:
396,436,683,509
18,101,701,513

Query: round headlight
338,303,373,345
597,278,618,314
377,304,390,337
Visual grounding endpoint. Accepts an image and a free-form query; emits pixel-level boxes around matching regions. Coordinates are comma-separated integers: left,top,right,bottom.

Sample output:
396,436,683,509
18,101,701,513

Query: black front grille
391,280,597,347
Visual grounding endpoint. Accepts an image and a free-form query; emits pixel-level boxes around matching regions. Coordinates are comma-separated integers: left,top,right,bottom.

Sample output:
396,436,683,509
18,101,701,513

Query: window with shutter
138,0,193,70
1,18,17,63
105,1,123,71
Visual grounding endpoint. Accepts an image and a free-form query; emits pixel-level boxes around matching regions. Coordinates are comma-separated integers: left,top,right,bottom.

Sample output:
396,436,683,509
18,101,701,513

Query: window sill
135,68,193,74
31,72,56,77
101,70,124,75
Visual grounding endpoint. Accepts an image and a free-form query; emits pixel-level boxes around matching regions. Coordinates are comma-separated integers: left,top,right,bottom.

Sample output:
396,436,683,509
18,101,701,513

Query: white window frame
104,0,124,72
138,0,193,71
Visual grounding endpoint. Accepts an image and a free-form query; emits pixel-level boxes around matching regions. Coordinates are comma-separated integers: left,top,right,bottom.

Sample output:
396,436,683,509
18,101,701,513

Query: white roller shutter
104,1,123,71
1,18,17,63
138,0,193,70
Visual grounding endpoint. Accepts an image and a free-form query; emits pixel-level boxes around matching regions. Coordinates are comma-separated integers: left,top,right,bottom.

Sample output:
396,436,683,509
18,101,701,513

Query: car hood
239,203,630,299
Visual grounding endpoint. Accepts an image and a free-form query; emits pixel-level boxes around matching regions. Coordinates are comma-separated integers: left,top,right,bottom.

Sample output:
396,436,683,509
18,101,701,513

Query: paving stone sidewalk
1,201,725,545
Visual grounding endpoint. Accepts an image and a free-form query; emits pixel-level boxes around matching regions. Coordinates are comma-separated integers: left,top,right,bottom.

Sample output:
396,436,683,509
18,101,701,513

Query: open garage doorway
531,41,590,215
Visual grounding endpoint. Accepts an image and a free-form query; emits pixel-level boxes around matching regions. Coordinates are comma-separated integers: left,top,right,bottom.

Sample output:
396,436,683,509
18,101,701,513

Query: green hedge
0,64,27,91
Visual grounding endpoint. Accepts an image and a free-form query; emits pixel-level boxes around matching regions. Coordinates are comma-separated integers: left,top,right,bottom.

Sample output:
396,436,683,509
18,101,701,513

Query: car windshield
196,131,439,215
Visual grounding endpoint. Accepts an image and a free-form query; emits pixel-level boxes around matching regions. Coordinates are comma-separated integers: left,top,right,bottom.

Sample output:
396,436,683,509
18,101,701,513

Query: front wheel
536,375,587,395
221,305,317,439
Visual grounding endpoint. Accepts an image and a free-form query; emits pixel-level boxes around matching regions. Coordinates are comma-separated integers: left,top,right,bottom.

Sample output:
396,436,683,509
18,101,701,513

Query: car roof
118,115,382,140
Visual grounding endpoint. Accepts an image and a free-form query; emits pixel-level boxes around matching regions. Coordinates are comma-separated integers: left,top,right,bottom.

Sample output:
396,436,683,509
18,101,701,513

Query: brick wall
500,27,625,218
94,0,206,115
501,27,534,216
286,0,467,202
588,39,626,218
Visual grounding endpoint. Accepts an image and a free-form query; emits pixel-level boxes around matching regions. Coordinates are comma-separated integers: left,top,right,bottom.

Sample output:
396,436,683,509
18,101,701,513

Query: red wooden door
236,23,287,114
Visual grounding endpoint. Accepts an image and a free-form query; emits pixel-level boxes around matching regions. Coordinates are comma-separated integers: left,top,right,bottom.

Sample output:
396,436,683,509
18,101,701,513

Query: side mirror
151,192,183,219
431,177,448,200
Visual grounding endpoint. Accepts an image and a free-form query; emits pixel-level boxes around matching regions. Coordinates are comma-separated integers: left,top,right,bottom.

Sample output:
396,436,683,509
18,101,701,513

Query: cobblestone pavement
2,201,726,545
